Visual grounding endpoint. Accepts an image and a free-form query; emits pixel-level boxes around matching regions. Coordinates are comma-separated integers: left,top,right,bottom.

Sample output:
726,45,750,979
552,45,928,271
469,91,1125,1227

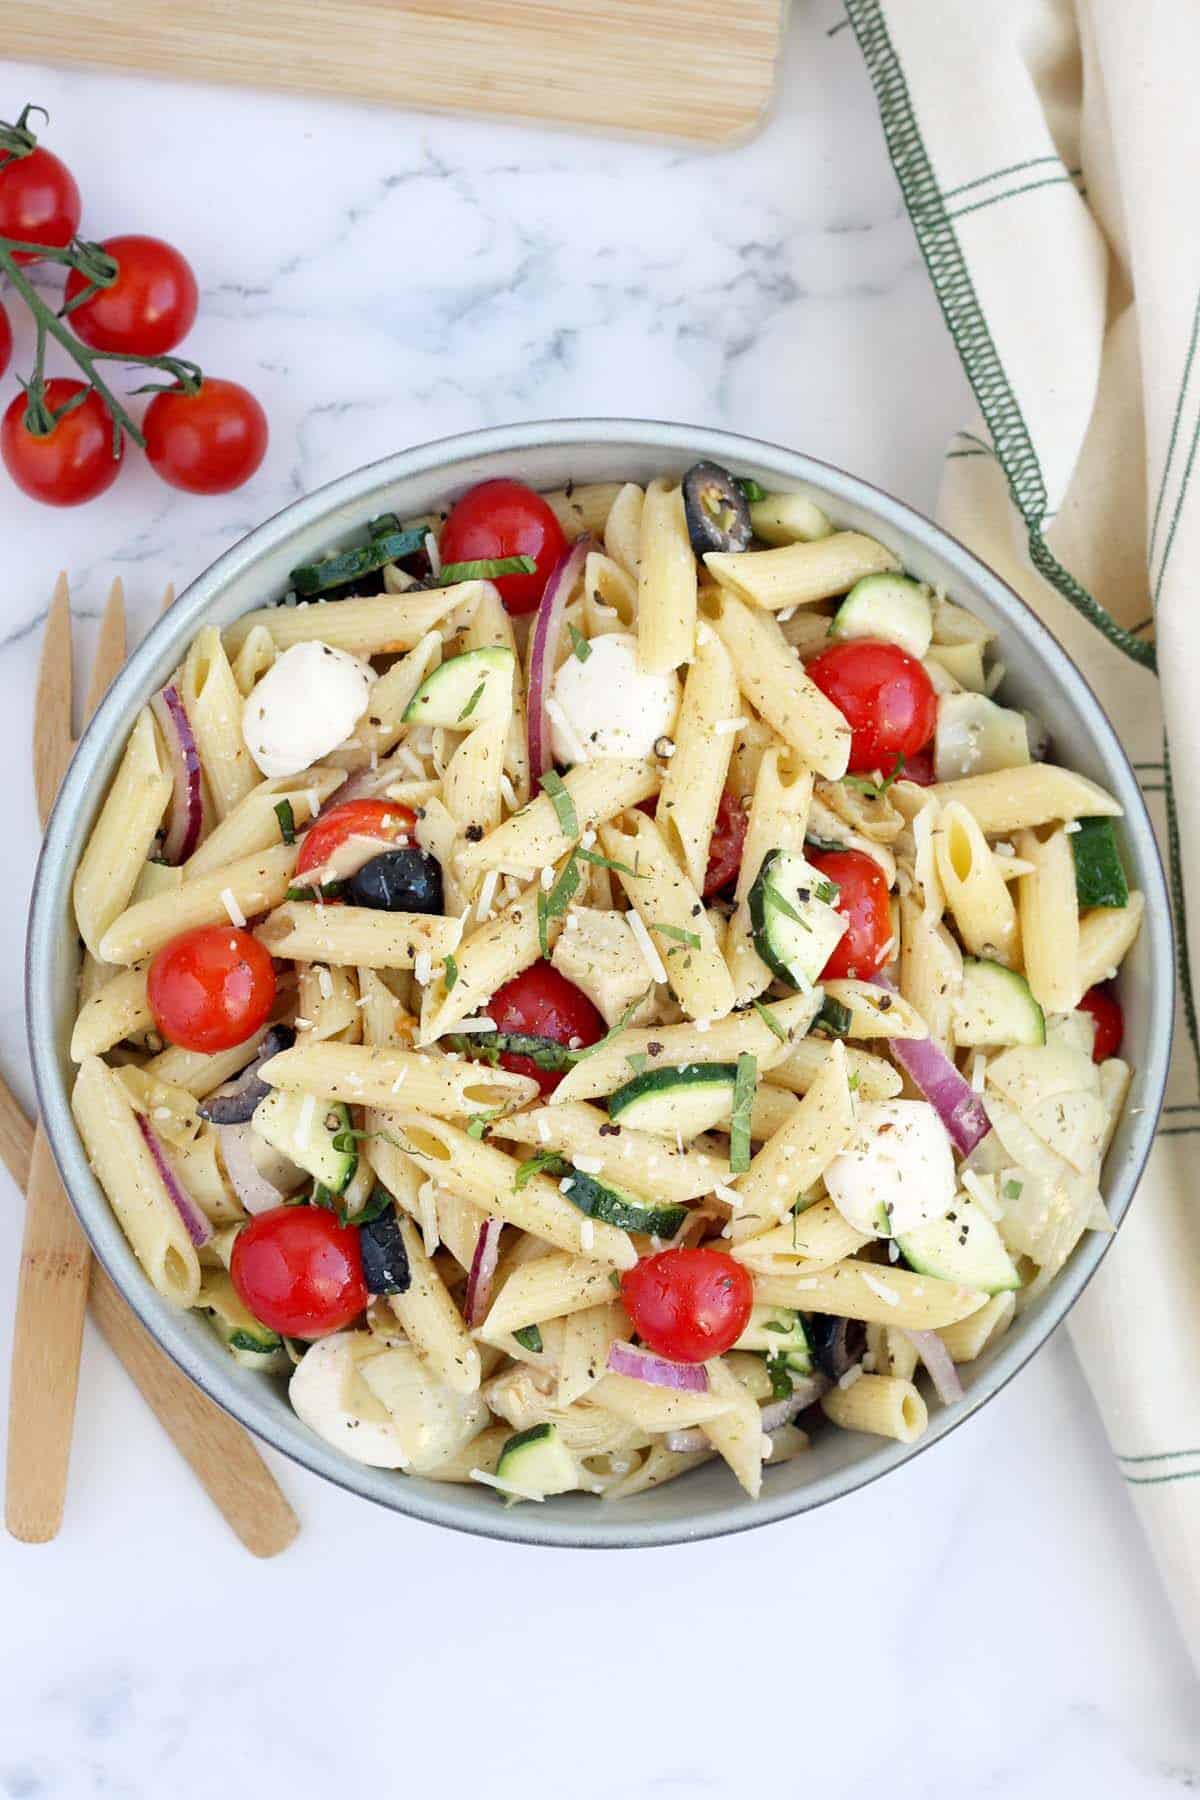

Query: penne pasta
73,707,173,959
705,530,899,611
705,588,851,779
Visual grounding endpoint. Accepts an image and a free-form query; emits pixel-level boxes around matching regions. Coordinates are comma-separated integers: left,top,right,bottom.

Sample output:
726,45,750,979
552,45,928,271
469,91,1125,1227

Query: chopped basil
567,622,592,663
457,679,487,723
736,477,767,503
537,853,581,955
568,985,654,1061
444,953,458,992
438,553,537,585
466,1112,499,1142
227,1328,283,1354
729,1052,756,1174
768,887,811,930
1003,1179,1024,1201
627,1052,648,1075
751,997,788,1042
513,1324,544,1353
655,923,701,949
540,770,579,840
813,996,854,1038
765,1353,793,1401
274,798,297,845
574,846,638,877
366,511,402,539
813,880,840,906
844,756,905,800
514,1150,569,1190
285,880,345,902
312,1180,393,1228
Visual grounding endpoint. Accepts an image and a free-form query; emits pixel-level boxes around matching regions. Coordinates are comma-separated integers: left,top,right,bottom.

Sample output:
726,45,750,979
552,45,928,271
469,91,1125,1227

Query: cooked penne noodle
70,965,153,1061
1016,826,1083,1012
460,758,659,875
73,707,173,959
258,1039,537,1116
554,991,815,1103
389,1215,481,1394
637,479,696,673
179,626,258,819
730,1195,870,1271
480,1252,617,1341
599,811,736,1021
419,882,541,1042
730,1043,855,1228
256,901,461,970
223,582,481,657
99,842,299,964
754,1261,988,1328
183,766,346,878
725,746,813,1002
820,1374,928,1444
821,980,929,1038
324,631,442,772
768,1036,903,1101
936,1292,1016,1363
926,765,1121,834
934,801,1018,963
498,1100,725,1202
542,481,625,537
1077,890,1145,992
603,481,644,574
706,589,851,779
657,627,738,891
705,530,899,611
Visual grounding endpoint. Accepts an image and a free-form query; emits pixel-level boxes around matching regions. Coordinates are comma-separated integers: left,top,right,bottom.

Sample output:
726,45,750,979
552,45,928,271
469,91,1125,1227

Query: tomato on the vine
64,234,198,356
487,959,605,1096
143,376,268,494
0,301,10,380
0,143,81,263
1079,984,1123,1062
808,847,892,980
231,1205,368,1340
621,1247,753,1363
1,379,122,506
147,924,276,1053
296,798,416,880
807,640,938,774
438,478,567,615
703,788,749,897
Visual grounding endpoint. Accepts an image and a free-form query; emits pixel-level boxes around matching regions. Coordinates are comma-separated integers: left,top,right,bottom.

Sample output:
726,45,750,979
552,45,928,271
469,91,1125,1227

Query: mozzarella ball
824,1099,956,1238
549,632,680,763
242,640,373,778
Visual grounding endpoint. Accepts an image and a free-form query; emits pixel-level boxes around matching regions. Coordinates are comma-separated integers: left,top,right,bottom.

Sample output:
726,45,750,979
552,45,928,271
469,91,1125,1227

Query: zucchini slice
897,1195,1021,1294
252,1090,357,1193
558,1167,687,1239
495,1422,578,1500
954,959,1046,1049
290,527,426,596
607,1062,738,1137
749,848,846,992
733,1305,813,1374
1071,816,1128,910
830,572,933,659
402,647,515,728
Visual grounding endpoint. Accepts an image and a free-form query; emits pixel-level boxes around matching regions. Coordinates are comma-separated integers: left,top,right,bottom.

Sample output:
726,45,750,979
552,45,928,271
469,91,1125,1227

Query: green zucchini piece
897,1196,1021,1294
290,526,426,596
495,1423,578,1500
733,1305,813,1374
1072,816,1128,910
749,848,846,991
252,1090,357,1193
954,959,1046,1048
812,996,854,1038
830,572,933,658
608,1062,738,1137
402,646,516,728
558,1167,687,1239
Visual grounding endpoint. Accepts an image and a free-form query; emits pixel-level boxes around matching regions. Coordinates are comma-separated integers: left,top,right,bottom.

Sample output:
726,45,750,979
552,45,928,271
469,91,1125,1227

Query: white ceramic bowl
26,421,1174,1547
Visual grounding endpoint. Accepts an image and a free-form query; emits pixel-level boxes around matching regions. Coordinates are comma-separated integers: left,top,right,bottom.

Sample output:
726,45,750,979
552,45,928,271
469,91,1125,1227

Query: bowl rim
26,417,1174,1549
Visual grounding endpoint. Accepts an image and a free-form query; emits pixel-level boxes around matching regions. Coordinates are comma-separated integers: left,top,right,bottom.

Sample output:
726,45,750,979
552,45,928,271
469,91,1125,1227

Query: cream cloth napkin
844,0,1200,1667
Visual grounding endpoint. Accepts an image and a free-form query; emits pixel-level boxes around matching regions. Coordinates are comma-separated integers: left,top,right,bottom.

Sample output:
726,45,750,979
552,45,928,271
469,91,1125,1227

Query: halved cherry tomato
143,376,268,494
1079,983,1123,1062
809,848,892,980
1,379,123,507
487,959,605,1097
147,924,276,1053
230,1205,368,1339
64,234,198,356
806,640,937,774
296,798,416,881
438,478,567,616
0,143,81,264
621,1247,753,1364
0,301,11,381
703,788,749,898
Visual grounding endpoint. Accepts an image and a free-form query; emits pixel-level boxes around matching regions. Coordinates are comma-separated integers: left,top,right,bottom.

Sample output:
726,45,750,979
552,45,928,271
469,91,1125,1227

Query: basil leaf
513,1324,544,1353
765,1353,794,1401
457,680,486,723
514,1150,569,1191
274,798,297,845
439,554,537,584
655,923,700,949
843,755,905,800
751,998,788,1043
540,770,579,840
567,622,592,663
729,1052,756,1174
444,953,459,992
736,477,767,503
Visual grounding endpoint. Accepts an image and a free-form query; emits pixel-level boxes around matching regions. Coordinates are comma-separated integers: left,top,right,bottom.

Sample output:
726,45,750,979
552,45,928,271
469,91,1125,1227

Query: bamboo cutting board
2,1,787,145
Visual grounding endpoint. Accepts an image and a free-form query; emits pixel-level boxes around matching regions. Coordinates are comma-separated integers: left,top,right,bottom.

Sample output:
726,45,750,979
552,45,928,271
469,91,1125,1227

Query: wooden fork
5,575,299,1555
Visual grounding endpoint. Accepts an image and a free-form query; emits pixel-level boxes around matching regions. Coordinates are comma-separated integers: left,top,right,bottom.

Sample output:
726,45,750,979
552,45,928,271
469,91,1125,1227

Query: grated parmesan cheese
469,1469,545,1502
627,910,668,985
390,1072,407,1093
714,716,749,736
860,1272,900,1308
220,888,246,928
500,774,518,812
414,950,432,985
476,869,500,920
294,1092,316,1152
713,1183,741,1207
424,530,441,577
580,1219,595,1250
316,965,334,1000
573,1155,604,1174
838,1362,865,1390
458,1016,497,1032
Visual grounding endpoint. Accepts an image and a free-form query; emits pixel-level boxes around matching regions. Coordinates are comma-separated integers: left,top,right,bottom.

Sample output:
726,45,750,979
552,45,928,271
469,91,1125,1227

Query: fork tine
82,578,127,730
159,581,175,617
33,573,74,830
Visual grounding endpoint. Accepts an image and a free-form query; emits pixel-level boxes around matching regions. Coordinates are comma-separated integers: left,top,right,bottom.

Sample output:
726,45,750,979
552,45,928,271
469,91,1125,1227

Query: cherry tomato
703,788,749,897
1079,983,1123,1062
621,1247,753,1364
143,377,268,494
1,379,122,507
487,959,605,1096
903,743,936,786
438,478,567,615
296,798,416,879
808,848,892,980
0,144,81,263
64,234,198,356
0,301,10,380
147,924,276,1053
807,640,937,774
231,1205,368,1339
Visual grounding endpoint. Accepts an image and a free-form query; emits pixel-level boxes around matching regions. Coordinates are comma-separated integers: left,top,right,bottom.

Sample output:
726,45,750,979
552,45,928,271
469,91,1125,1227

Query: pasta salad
67,463,1143,1505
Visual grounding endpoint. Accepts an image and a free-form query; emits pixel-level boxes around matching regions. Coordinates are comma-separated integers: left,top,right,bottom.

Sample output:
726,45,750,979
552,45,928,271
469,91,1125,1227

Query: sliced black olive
682,460,753,557
345,847,444,914
199,1024,296,1123
809,1313,867,1382
359,1207,411,1295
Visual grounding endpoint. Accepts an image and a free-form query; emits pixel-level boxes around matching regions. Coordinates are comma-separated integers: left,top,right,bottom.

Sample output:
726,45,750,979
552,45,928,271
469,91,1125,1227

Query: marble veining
0,4,1195,1793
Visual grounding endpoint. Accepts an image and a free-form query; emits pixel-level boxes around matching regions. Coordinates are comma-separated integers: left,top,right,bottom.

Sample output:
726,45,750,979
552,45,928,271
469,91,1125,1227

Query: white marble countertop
0,8,1196,1795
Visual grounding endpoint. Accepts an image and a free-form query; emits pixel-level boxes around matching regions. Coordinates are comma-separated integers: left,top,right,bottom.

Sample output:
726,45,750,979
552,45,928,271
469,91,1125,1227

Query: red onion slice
150,683,207,864
759,1374,830,1432
216,1122,290,1216
136,1115,212,1246
606,1340,709,1392
465,1218,503,1327
527,534,591,781
901,1328,964,1405
874,976,990,1156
